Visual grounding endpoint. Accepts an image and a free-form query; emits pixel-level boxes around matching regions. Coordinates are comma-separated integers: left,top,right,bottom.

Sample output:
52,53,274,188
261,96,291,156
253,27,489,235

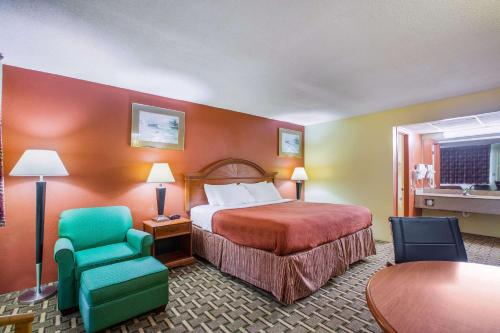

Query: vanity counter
415,190,500,215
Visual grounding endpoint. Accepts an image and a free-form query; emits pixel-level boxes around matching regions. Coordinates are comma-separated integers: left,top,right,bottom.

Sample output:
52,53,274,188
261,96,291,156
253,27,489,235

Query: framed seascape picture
279,128,303,158
131,103,185,150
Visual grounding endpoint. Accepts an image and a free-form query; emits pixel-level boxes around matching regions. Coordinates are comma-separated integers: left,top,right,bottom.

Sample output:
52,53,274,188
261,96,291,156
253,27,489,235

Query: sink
415,189,500,215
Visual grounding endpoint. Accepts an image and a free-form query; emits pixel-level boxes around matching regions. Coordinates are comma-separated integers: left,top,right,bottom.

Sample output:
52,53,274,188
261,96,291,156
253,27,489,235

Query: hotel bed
185,158,376,304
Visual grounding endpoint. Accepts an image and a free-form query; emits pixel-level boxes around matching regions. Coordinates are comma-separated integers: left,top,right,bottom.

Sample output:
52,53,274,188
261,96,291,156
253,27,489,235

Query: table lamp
291,167,308,200
147,163,175,221
9,149,69,303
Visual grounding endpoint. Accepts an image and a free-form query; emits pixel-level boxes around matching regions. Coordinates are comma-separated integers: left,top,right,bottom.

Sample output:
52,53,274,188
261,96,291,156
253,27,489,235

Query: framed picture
279,128,303,158
131,103,185,150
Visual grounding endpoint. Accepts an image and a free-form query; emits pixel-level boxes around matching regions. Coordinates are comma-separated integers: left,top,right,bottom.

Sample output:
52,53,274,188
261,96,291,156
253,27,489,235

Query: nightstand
142,218,195,268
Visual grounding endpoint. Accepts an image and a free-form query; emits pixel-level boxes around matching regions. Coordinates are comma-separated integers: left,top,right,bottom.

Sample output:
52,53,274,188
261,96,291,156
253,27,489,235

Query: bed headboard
184,158,278,213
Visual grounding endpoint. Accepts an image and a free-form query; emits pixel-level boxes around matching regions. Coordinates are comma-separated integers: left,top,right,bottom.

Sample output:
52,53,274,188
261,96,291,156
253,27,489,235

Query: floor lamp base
18,284,57,304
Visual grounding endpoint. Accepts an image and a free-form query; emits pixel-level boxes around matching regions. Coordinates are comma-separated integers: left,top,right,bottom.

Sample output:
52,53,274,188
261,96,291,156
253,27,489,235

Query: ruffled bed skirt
193,226,376,304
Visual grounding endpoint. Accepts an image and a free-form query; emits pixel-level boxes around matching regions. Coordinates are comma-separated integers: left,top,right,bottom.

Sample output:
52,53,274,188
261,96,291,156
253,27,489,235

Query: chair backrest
389,216,467,264
59,206,132,251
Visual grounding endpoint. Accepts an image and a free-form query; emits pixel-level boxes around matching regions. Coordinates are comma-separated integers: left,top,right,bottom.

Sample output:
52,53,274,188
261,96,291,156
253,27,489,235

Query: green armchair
54,206,153,313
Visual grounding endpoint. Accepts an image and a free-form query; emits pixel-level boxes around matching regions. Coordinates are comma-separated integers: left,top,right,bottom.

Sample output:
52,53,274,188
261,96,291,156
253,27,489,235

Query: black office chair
389,217,468,264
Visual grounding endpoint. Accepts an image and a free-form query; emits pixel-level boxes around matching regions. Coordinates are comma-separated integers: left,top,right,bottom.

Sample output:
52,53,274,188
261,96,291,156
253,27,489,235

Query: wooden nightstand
143,218,195,268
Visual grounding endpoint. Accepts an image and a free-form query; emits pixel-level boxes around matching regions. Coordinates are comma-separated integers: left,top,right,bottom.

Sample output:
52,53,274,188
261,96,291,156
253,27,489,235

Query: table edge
366,272,397,333
365,261,500,333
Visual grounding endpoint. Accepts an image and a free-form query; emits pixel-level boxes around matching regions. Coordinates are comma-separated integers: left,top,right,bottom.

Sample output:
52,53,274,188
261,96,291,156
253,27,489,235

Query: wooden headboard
184,158,278,213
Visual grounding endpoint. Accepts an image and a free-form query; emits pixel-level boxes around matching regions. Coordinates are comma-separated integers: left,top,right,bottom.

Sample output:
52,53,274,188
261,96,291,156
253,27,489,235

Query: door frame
393,127,410,216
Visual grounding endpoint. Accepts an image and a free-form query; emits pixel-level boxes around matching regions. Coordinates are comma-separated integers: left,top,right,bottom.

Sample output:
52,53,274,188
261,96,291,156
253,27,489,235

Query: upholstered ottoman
79,256,168,332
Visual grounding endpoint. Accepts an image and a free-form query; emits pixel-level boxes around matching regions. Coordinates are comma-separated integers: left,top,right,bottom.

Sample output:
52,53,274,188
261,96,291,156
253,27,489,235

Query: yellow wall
422,210,500,238
305,87,500,241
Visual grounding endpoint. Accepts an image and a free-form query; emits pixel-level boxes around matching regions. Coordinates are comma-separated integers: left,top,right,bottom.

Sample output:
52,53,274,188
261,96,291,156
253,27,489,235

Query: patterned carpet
0,233,498,333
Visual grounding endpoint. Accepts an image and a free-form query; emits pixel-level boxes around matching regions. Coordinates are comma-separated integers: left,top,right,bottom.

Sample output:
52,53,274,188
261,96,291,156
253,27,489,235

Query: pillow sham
242,182,282,202
208,183,255,206
203,184,219,205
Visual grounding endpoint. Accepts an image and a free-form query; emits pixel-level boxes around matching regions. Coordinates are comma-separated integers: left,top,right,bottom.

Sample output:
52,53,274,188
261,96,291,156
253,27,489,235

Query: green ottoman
79,256,168,332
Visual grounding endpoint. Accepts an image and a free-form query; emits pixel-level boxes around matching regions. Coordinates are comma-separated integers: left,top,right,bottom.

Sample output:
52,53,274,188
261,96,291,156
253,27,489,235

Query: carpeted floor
1,233,498,333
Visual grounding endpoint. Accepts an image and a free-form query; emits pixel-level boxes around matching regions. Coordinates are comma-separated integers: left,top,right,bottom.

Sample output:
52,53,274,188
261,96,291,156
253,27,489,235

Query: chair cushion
80,257,168,306
75,242,138,278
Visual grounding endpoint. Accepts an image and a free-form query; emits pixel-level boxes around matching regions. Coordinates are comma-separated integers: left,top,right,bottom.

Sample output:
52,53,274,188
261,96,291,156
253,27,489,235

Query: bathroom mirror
399,111,500,192
436,140,500,190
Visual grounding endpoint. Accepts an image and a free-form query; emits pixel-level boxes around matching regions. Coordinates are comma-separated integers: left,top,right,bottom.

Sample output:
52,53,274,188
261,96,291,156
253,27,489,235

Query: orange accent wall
407,131,422,216
394,129,423,217
0,66,304,293
422,137,441,188
434,144,441,188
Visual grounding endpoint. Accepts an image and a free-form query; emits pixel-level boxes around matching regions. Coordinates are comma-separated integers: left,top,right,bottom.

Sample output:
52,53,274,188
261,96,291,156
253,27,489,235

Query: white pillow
210,183,255,206
242,182,282,202
203,184,219,205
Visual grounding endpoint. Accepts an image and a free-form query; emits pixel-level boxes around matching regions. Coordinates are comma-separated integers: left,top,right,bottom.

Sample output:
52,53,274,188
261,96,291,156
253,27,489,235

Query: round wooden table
366,261,500,333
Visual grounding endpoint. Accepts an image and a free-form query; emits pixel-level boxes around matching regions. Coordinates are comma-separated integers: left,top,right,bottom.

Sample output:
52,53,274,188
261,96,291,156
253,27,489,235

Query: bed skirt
193,226,376,304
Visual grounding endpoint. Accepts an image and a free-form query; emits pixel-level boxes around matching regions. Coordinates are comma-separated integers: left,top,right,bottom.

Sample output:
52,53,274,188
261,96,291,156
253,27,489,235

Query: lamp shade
10,150,68,177
291,167,308,181
147,163,175,183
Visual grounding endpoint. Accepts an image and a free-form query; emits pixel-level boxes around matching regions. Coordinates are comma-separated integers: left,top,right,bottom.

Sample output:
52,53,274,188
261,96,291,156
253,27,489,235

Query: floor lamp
291,167,308,200
10,149,69,303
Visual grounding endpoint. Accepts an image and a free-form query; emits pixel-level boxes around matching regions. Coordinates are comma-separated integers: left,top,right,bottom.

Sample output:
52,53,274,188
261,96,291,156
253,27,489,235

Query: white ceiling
401,110,500,134
1,1,500,125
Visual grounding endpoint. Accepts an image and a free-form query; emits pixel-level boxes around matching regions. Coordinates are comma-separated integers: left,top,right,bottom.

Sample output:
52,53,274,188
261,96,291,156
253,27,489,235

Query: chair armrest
54,238,75,278
127,229,153,256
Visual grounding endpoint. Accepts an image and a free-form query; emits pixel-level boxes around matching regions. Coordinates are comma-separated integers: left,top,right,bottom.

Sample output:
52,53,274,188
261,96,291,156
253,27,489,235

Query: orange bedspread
212,201,372,255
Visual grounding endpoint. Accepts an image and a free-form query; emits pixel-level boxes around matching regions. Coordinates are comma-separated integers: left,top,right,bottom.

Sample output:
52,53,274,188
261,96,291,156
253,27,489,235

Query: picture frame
131,103,185,150
279,128,303,158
